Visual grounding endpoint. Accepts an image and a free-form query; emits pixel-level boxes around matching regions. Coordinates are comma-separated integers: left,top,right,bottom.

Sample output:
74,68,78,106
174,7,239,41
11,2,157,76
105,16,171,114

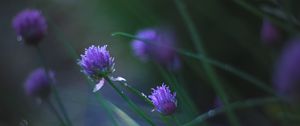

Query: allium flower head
273,38,300,102
12,9,47,45
261,18,282,45
24,68,54,99
131,28,180,70
78,45,115,81
149,83,177,115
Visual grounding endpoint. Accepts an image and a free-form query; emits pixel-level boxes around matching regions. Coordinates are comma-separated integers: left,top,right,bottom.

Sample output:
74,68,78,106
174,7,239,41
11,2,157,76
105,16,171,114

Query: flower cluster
12,9,47,45
9,8,184,123
12,2,300,126
148,83,177,115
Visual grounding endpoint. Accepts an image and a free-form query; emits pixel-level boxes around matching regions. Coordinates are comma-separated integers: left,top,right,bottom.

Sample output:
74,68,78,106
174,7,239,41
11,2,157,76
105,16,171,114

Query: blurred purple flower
260,19,282,45
149,83,177,115
12,9,47,45
24,68,54,99
273,38,300,102
131,28,180,70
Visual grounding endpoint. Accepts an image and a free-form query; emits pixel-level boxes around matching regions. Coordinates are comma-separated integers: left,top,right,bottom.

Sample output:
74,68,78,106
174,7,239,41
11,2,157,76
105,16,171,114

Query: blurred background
1,0,300,125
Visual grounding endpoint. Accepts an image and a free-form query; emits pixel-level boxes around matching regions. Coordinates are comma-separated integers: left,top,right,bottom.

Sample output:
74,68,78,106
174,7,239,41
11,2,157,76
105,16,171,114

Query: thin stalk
104,77,156,126
94,93,119,126
173,0,240,125
278,102,290,125
232,0,299,33
168,70,199,115
161,116,172,126
171,115,181,126
35,46,73,126
85,79,118,126
45,98,67,126
183,97,279,126
178,51,276,95
277,112,300,121
116,81,153,106
111,32,276,97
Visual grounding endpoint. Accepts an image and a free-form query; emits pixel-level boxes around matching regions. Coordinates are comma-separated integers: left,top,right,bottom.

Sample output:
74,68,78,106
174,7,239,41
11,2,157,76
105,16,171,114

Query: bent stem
167,69,199,116
171,115,181,126
45,98,67,126
111,32,275,96
35,46,73,126
232,0,299,33
161,115,172,126
104,77,156,126
183,97,279,126
173,0,240,125
116,81,153,106
88,79,119,126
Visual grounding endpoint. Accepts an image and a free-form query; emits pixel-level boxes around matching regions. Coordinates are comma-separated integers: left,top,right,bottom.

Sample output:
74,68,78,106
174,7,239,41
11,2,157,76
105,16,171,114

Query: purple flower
131,28,180,70
149,83,177,115
12,9,47,45
78,45,115,81
261,19,282,45
24,68,54,99
273,38,300,102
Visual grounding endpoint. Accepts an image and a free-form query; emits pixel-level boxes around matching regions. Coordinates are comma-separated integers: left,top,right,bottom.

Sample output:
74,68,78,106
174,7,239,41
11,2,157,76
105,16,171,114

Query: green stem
171,115,181,126
111,32,276,96
116,81,153,106
278,102,290,125
93,91,120,126
277,112,300,121
173,0,240,125
35,46,73,126
232,0,299,33
179,51,276,95
52,86,73,126
45,98,67,126
104,77,156,126
161,116,172,126
89,78,121,126
183,97,279,126
168,70,199,115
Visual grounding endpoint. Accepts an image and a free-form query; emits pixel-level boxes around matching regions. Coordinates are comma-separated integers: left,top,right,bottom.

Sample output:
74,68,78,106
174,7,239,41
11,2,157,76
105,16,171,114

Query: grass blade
183,97,279,126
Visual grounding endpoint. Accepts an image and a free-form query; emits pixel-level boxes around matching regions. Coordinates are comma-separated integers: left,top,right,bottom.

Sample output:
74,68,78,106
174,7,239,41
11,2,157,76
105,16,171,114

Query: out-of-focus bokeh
2,0,300,126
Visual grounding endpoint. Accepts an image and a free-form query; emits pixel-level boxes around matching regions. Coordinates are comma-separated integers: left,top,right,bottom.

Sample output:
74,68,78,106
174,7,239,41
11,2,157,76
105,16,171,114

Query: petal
110,76,126,82
93,78,105,92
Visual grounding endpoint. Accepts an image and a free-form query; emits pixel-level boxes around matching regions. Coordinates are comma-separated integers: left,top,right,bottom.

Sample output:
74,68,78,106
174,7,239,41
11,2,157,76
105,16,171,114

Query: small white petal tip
93,79,105,92
110,76,126,82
